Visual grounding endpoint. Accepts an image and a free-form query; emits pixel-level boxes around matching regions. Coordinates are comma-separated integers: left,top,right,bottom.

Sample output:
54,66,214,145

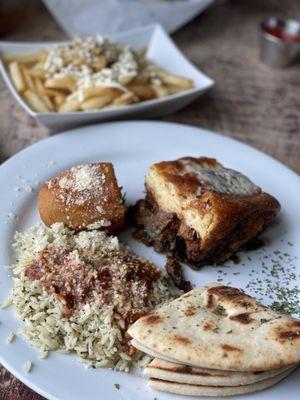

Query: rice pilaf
10,223,180,371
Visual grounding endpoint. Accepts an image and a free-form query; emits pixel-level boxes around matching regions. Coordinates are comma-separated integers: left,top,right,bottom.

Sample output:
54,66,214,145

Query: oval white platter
0,121,299,400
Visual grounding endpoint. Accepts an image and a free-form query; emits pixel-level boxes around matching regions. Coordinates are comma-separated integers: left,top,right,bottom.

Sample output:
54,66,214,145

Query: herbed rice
9,223,180,371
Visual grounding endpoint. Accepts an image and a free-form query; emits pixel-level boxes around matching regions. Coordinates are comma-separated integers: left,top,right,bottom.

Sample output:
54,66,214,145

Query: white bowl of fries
0,24,213,131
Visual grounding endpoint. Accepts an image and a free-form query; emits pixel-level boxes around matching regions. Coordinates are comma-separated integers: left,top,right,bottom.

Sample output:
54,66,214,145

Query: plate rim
0,120,299,400
0,120,299,182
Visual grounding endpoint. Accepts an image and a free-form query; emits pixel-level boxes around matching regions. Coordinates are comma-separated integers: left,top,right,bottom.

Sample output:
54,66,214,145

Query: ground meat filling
130,193,239,269
164,255,192,293
25,243,161,353
130,195,207,269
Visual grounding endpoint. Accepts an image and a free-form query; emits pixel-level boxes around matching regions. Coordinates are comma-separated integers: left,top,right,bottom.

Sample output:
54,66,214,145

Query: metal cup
260,17,300,68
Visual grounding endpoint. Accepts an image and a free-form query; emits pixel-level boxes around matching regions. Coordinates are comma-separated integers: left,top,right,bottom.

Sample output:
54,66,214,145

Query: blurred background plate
42,0,215,35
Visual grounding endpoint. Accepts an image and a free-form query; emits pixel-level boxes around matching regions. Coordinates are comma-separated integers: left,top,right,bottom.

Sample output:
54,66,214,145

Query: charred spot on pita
207,286,253,307
229,312,254,324
203,322,213,331
184,304,197,316
279,331,300,340
173,334,191,345
275,320,300,341
278,329,300,340
208,285,244,298
144,313,162,325
221,344,242,352
206,294,214,308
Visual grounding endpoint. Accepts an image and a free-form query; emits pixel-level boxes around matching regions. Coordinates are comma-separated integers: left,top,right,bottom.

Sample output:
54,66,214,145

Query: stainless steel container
260,17,300,68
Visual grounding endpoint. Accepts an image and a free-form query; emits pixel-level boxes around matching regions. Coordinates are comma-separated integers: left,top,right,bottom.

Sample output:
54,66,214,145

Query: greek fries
1,35,194,113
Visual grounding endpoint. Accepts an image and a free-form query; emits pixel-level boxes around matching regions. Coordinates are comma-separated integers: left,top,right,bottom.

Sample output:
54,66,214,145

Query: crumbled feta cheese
44,36,139,95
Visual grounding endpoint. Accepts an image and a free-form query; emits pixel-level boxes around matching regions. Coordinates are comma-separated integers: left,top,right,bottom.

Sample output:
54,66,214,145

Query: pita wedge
144,358,293,386
148,367,294,397
128,283,300,371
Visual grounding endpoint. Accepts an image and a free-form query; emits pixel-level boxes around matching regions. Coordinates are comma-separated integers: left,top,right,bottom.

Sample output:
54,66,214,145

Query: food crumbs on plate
114,383,120,390
245,248,299,316
7,332,15,343
7,213,18,220
39,351,49,360
24,361,33,373
25,185,34,193
0,299,12,309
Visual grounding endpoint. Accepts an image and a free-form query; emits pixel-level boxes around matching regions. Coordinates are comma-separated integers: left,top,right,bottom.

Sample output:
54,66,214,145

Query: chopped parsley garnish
213,326,220,333
214,305,226,316
114,384,120,390
260,318,271,324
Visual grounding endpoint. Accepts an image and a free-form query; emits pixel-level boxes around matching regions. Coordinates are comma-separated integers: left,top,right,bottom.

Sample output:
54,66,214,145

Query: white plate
0,24,213,131
0,121,299,400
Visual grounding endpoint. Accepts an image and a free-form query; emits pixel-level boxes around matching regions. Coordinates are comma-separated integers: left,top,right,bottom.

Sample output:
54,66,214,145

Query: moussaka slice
131,157,280,269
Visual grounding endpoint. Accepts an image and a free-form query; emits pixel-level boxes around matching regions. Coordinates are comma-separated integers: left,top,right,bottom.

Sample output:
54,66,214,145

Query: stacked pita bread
128,283,300,397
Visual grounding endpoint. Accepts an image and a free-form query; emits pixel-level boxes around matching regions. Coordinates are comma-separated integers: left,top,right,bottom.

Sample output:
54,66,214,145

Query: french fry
45,75,77,92
78,86,122,102
59,95,80,112
155,69,194,90
34,78,54,111
54,94,67,108
38,50,49,63
127,84,156,101
21,65,36,91
41,88,67,97
151,84,170,98
2,52,43,64
112,91,135,106
80,91,119,110
131,69,151,85
9,61,26,92
23,90,49,112
164,84,187,95
118,75,135,86
28,62,45,78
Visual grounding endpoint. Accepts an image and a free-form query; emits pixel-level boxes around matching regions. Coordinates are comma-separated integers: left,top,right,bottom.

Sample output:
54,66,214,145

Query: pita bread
128,284,300,371
148,367,295,397
144,358,293,386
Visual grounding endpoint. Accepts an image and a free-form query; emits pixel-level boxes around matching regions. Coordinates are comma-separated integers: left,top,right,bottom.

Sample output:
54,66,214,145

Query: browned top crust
151,156,261,198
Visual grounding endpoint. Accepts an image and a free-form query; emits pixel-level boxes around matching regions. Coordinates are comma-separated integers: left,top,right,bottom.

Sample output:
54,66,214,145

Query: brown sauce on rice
26,243,161,354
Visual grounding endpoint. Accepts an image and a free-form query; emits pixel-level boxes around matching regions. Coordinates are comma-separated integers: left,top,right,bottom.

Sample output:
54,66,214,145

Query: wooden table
0,0,299,398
